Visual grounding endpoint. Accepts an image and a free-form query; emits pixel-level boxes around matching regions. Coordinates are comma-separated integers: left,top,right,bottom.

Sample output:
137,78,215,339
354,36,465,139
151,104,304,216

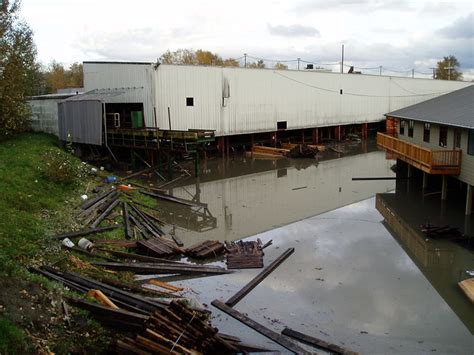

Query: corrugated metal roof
64,88,142,102
386,85,474,128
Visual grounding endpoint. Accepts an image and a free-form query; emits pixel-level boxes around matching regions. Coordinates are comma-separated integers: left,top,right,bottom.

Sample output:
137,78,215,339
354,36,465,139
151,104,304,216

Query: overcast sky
21,0,474,80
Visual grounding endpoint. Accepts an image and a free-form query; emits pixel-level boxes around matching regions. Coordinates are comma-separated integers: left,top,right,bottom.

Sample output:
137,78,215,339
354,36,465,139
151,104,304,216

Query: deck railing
377,132,461,174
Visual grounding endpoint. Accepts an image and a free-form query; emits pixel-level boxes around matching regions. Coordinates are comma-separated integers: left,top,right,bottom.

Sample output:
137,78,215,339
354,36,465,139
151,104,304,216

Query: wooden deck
377,132,461,175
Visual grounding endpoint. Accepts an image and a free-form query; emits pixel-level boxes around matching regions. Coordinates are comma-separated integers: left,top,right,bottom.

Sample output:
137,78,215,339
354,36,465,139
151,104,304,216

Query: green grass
0,316,32,355
0,133,91,275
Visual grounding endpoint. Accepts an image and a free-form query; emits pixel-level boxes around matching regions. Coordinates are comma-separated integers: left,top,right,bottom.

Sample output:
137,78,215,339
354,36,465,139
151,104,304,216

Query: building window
468,130,474,155
277,121,287,130
400,120,405,135
186,97,194,106
423,123,430,143
439,126,448,147
454,128,461,149
408,120,414,138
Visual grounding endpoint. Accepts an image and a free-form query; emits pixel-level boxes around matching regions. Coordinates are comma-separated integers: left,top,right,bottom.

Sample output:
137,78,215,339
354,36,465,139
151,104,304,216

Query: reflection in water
174,198,473,354
156,150,395,244
377,190,474,334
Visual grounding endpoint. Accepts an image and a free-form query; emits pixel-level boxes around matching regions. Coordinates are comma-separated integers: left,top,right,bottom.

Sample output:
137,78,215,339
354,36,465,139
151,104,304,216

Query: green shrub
39,148,88,184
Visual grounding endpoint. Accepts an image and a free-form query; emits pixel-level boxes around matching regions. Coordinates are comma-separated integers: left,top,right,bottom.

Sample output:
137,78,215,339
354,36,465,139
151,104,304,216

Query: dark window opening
454,129,461,149
439,126,448,147
340,89,343,95
277,121,287,130
104,102,144,129
186,97,194,106
468,130,474,155
400,120,405,135
408,120,414,138
423,123,430,143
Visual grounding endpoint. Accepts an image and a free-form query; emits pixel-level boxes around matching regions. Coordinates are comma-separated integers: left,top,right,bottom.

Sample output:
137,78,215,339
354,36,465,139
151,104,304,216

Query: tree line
0,1,467,137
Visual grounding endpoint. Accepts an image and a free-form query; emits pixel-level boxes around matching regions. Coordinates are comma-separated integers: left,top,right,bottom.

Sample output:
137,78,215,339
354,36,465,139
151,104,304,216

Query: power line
273,71,450,98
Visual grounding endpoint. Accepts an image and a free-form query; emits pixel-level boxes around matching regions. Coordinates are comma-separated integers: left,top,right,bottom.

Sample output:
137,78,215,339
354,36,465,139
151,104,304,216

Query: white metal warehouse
83,61,471,138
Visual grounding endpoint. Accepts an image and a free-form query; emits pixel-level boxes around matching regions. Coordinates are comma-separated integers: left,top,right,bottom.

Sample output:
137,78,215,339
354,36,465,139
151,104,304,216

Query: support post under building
422,172,428,190
441,175,448,201
466,184,472,215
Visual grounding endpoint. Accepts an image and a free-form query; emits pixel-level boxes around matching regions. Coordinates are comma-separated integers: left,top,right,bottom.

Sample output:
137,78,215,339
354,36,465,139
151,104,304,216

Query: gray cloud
268,23,320,37
437,13,474,39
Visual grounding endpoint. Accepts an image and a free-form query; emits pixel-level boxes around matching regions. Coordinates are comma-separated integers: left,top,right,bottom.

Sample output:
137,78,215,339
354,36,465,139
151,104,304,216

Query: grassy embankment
0,133,120,353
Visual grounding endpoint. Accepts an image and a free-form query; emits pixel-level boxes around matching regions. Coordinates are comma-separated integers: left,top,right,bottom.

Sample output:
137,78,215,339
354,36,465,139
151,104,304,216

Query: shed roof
386,85,474,129
63,88,142,102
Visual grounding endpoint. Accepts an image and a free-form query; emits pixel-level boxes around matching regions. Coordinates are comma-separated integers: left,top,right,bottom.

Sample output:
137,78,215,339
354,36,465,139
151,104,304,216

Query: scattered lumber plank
122,300,238,354
92,262,233,275
87,289,119,309
459,278,474,303
69,298,148,332
185,240,225,259
51,226,120,240
225,239,264,269
96,248,183,264
282,327,358,355
137,237,177,257
80,189,114,210
140,190,207,208
211,300,309,354
120,165,161,182
225,248,295,307
90,197,120,229
123,202,132,239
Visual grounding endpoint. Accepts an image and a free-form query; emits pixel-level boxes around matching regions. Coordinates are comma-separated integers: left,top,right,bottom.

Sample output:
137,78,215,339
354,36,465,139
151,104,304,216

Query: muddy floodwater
145,144,473,354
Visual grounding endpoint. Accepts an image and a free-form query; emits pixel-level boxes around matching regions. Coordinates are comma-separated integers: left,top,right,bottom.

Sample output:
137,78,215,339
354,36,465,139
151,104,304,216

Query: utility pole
431,67,436,79
411,69,414,78
297,58,301,70
341,44,344,73
244,53,247,68
445,61,454,80
379,66,382,76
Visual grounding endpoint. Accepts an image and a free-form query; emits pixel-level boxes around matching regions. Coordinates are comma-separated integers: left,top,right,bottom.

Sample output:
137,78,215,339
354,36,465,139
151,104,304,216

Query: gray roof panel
386,85,474,129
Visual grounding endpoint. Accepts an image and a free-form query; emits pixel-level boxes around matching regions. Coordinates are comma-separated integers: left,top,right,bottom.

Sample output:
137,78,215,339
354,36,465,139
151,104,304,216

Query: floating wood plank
186,240,225,259
225,240,264,269
120,165,161,182
92,261,233,275
282,327,358,355
459,278,474,303
147,279,183,292
282,142,325,152
211,300,309,354
51,225,120,240
226,248,294,307
251,145,289,158
140,190,207,208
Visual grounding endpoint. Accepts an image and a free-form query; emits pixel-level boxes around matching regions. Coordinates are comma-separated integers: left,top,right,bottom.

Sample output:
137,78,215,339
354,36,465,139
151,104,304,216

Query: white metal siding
28,99,62,136
84,62,470,136
154,65,222,131
155,65,470,136
83,63,155,127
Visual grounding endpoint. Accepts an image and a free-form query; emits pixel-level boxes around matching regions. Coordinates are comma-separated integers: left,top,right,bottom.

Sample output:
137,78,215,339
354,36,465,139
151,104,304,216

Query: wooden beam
211,300,310,354
282,327,358,355
225,248,294,307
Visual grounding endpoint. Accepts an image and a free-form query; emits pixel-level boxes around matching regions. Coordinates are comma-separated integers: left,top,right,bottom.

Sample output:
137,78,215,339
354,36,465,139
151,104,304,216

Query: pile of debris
285,144,318,159
421,223,473,250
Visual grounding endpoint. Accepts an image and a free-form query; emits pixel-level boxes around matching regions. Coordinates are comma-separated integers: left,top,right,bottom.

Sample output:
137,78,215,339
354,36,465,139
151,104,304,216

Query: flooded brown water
143,143,473,354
